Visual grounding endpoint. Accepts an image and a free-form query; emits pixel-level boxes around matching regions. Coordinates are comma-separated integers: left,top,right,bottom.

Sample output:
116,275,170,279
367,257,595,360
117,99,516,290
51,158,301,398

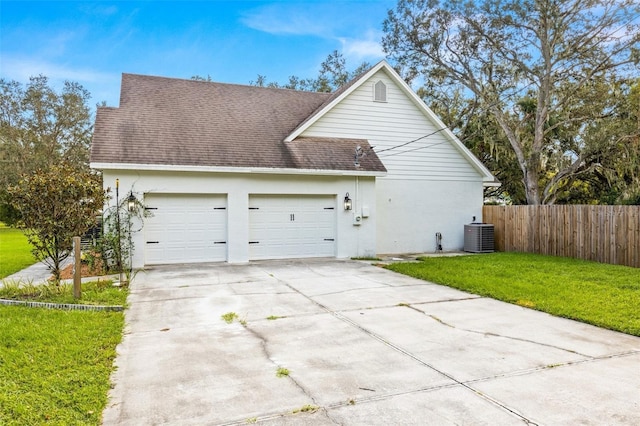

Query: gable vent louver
373,80,387,102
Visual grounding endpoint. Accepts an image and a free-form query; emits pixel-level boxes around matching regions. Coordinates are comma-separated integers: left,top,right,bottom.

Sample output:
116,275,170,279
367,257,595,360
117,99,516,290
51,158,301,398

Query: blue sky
1,0,396,108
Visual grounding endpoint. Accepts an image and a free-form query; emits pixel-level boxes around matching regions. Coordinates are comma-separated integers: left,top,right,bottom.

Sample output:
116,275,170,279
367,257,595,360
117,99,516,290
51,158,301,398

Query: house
90,60,496,267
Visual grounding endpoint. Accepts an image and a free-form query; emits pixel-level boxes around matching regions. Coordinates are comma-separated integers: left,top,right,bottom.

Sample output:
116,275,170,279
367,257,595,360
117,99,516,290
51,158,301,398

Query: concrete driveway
103,259,640,425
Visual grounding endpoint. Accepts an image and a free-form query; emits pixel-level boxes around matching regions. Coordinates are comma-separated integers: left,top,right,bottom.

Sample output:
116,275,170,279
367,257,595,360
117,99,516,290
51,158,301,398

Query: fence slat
483,205,640,268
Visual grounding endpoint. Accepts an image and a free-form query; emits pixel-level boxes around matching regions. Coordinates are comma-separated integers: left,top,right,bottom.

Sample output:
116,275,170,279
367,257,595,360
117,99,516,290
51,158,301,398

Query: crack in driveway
262,268,540,425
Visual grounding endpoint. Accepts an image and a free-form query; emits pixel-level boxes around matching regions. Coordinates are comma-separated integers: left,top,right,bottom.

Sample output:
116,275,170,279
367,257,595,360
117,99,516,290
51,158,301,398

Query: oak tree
383,0,640,204
0,75,93,222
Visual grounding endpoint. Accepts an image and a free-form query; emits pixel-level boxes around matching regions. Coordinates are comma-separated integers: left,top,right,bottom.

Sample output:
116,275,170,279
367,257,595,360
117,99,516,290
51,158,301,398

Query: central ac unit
464,224,495,253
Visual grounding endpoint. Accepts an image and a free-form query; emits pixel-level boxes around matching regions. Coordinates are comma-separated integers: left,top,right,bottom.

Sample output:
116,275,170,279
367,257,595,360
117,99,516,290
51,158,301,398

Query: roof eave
483,179,502,187
90,162,386,177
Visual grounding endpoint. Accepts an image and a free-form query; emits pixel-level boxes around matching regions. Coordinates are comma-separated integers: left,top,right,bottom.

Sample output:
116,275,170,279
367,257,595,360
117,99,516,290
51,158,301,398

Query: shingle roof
91,73,386,174
286,138,385,172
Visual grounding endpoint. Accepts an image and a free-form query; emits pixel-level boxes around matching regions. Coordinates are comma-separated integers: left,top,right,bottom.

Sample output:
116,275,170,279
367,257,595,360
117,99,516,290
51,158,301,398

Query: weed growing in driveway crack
266,315,284,320
292,404,319,414
246,417,257,423
221,312,248,326
276,367,290,377
221,312,239,324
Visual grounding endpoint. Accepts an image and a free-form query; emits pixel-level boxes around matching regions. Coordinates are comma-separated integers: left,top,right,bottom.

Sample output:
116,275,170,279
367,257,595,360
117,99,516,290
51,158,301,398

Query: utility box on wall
464,223,495,253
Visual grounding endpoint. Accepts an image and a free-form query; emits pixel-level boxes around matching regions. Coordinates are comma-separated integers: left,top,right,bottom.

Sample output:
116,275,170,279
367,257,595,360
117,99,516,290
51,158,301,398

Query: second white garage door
144,194,227,265
249,195,336,260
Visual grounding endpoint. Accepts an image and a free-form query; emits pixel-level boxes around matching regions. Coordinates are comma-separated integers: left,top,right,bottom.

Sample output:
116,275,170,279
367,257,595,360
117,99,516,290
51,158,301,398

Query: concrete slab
341,306,588,382
250,314,453,406
416,297,640,357
472,353,640,425
326,386,523,425
103,259,640,425
2,258,73,286
104,325,312,425
2,260,53,285
310,281,478,311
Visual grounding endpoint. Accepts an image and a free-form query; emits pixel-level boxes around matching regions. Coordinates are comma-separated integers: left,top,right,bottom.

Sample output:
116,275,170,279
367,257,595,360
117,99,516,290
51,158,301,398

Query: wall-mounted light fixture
127,192,137,212
344,192,352,211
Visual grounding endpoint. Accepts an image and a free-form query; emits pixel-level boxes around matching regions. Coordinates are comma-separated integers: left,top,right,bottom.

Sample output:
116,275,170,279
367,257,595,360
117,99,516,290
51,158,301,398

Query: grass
0,273,128,424
0,280,127,306
385,252,640,336
0,306,124,425
0,224,36,279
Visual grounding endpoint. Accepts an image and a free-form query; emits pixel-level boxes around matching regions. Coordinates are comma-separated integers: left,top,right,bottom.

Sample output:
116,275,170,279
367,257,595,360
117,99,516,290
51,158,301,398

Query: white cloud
242,4,386,63
240,4,331,36
339,35,385,62
1,56,121,107
2,56,112,83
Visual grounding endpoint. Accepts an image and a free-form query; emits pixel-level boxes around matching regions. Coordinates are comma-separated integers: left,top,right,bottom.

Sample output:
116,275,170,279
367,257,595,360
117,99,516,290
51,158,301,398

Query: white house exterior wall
301,69,485,253
101,170,377,268
376,179,483,254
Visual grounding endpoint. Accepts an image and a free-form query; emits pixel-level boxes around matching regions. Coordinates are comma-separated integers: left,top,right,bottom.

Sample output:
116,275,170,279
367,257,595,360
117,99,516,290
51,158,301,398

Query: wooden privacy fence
483,205,640,268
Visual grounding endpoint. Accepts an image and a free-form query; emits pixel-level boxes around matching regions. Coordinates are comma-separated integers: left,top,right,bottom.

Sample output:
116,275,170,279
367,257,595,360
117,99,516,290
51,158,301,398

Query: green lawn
0,224,36,279
0,279,127,425
0,306,124,425
0,279,127,306
385,252,640,336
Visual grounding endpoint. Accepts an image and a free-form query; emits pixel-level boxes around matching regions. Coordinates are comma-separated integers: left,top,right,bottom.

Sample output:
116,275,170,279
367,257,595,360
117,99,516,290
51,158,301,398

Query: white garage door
144,194,227,265
249,195,336,260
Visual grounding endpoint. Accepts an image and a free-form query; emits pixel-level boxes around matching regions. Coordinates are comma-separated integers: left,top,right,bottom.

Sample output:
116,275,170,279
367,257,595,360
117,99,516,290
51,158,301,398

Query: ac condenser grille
464,224,495,253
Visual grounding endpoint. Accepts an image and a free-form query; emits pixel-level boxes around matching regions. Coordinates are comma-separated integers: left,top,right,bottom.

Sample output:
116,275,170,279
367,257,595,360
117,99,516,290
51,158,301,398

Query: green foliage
0,305,124,425
386,253,640,336
7,163,106,281
422,90,527,204
97,191,150,281
0,225,36,279
384,0,640,204
0,279,127,306
221,312,239,324
0,76,93,224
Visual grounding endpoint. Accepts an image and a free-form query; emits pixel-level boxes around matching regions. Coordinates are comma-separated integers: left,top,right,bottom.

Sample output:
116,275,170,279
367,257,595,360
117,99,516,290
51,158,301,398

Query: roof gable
285,60,495,183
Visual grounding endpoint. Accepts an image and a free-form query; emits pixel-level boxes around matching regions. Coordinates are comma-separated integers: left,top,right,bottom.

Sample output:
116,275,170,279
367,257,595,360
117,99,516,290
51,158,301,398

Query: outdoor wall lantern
344,193,352,211
127,192,137,212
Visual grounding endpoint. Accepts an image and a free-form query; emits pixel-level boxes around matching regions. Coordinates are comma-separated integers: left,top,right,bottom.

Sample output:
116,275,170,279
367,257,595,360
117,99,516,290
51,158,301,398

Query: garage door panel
144,194,227,265
249,195,336,260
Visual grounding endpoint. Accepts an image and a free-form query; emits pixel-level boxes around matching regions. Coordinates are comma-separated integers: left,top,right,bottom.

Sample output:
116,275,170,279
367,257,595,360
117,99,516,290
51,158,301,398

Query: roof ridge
120,72,335,96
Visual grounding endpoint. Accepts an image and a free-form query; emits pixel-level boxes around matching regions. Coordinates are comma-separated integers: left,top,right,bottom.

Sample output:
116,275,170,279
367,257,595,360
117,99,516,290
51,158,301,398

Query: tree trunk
524,169,541,205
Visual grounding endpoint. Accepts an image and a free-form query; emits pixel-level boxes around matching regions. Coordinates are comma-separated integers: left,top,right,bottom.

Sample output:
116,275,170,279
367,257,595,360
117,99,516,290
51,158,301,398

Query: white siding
302,68,485,254
302,70,483,182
